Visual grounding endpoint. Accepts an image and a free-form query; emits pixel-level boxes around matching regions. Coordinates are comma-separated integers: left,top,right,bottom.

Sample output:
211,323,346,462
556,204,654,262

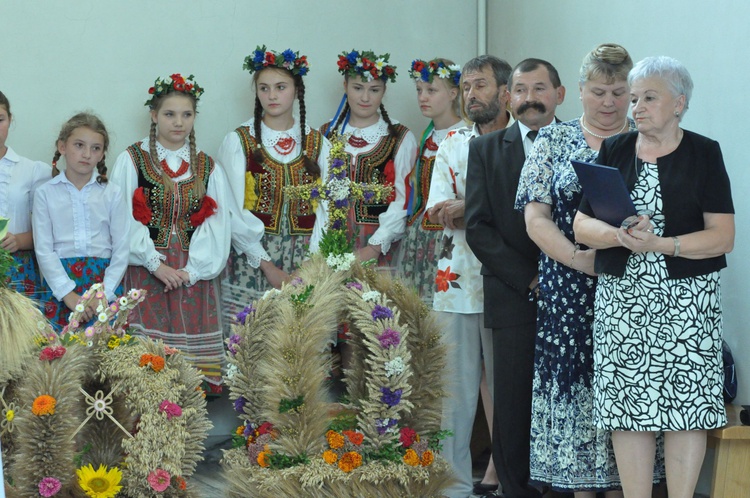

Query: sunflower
76,464,123,498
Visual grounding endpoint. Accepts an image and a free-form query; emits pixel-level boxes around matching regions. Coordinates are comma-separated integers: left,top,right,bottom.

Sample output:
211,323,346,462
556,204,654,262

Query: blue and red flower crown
337,50,397,83
243,45,310,77
409,59,461,85
145,73,204,109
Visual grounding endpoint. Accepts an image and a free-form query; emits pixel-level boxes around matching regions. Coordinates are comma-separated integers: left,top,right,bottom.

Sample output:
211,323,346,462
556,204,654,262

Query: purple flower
334,199,349,209
363,191,375,202
310,186,320,199
375,417,399,435
377,328,401,348
380,387,403,407
243,423,255,437
38,477,61,497
334,168,348,180
228,334,242,355
236,305,255,325
331,158,345,169
332,219,343,230
234,396,247,414
346,281,363,290
291,276,304,287
371,305,393,321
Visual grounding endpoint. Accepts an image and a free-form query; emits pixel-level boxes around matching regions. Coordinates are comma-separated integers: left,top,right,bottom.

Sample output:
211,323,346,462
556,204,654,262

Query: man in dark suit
465,59,565,498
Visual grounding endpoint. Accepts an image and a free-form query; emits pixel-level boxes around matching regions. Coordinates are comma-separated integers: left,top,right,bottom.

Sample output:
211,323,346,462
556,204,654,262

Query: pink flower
38,477,62,497
39,346,66,361
159,400,183,420
147,469,171,492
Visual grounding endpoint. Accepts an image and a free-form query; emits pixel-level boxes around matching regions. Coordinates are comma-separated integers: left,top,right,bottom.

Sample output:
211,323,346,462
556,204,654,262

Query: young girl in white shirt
321,49,418,269
218,46,329,329
33,112,128,330
110,74,233,395
0,90,51,298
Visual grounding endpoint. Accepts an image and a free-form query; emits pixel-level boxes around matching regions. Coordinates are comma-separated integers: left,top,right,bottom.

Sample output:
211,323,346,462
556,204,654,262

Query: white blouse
109,138,234,284
217,118,330,254
32,171,129,302
0,146,51,233
338,116,418,254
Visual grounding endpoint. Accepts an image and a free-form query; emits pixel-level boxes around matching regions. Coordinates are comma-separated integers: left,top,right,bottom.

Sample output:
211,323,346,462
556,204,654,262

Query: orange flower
257,451,271,468
139,353,153,367
435,266,459,292
236,425,245,436
322,450,338,464
421,449,434,466
326,430,345,449
173,475,187,490
337,451,362,473
403,448,420,467
32,395,56,416
150,355,165,372
343,430,364,446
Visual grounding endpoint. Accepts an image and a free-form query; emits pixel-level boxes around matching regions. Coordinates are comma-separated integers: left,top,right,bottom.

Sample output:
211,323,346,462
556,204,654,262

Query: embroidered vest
322,122,409,225
127,143,213,250
235,126,322,236
406,152,442,230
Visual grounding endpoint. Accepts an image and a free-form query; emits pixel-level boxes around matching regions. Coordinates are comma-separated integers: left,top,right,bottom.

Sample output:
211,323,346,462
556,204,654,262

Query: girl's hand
260,261,290,289
356,244,381,263
63,291,95,322
0,233,19,253
153,263,184,292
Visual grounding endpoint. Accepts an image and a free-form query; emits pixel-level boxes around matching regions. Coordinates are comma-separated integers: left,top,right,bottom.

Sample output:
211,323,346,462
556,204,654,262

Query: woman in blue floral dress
515,44,660,496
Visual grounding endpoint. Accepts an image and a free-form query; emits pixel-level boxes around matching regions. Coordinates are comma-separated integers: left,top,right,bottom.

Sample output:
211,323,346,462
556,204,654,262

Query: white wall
2,0,477,162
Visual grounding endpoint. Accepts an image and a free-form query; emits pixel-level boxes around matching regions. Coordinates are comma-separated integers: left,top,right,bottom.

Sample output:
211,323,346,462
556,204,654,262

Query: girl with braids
33,112,128,330
110,73,235,393
398,58,465,305
0,90,51,297
321,49,417,267
217,46,329,327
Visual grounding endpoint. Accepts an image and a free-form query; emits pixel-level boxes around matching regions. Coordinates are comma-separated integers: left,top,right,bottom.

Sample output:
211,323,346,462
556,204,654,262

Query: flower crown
243,45,310,77
337,50,397,83
145,73,204,109
409,59,461,85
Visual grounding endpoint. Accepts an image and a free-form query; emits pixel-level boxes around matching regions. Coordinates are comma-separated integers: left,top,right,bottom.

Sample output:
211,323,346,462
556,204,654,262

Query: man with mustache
465,59,565,498
425,54,512,498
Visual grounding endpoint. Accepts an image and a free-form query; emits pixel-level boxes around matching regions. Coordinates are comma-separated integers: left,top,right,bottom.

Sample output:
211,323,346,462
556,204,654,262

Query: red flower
190,195,218,227
44,300,58,319
384,66,394,75
71,261,85,278
174,81,185,92
399,427,417,447
24,278,35,294
257,422,274,436
370,67,378,78
39,346,66,361
435,266,459,292
132,187,153,225
343,430,364,446
413,61,425,73
383,160,396,203
362,58,373,70
148,87,155,94
265,52,275,64
429,60,438,69
337,57,349,71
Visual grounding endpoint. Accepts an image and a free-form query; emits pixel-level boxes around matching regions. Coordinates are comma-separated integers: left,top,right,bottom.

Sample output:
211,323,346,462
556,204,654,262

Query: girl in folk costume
398,59,465,304
110,74,232,393
218,46,329,325
33,112,128,330
321,50,418,269
0,90,51,297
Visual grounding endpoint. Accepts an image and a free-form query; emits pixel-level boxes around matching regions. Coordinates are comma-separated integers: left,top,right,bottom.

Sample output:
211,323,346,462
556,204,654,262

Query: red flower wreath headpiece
145,73,204,109
337,49,397,83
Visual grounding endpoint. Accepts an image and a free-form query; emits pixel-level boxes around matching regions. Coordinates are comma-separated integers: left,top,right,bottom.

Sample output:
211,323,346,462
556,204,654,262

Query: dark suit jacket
465,121,540,329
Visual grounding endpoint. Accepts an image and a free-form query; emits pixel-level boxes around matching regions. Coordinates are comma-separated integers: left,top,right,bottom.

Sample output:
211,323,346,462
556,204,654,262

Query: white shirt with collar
32,169,129,302
0,146,51,233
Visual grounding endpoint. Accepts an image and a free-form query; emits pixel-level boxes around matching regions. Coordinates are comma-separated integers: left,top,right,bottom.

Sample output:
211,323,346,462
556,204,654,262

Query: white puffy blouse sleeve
182,164,233,283
368,129,418,254
216,131,271,267
102,184,130,302
109,149,165,272
308,135,332,253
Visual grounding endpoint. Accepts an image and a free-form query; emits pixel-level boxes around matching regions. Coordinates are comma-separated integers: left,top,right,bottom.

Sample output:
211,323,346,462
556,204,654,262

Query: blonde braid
51,151,61,178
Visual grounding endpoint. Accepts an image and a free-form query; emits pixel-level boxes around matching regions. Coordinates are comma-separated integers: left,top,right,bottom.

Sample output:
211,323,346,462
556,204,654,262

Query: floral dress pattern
594,161,726,431
515,119,628,490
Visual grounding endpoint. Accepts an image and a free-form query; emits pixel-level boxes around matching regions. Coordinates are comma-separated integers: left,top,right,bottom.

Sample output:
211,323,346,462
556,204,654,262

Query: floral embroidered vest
127,143,213,250
235,127,322,236
406,152,442,230
321,122,409,225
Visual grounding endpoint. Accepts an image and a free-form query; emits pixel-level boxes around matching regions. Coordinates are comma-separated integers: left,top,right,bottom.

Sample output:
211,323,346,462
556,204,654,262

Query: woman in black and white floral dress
574,56,734,498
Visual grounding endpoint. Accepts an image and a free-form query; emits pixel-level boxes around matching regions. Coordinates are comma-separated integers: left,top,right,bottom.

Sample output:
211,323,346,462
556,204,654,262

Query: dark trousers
492,321,542,498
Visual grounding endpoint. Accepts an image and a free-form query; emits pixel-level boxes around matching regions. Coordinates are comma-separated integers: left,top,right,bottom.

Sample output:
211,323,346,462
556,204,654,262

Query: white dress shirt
0,146,51,233
32,170,129,302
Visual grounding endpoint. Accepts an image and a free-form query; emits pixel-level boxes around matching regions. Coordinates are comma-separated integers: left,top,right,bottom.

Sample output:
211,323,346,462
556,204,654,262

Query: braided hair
148,93,205,199
52,112,110,184
252,67,319,177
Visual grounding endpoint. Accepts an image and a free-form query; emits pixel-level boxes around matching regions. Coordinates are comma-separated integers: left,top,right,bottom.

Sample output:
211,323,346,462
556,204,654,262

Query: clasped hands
427,199,465,230
617,214,656,253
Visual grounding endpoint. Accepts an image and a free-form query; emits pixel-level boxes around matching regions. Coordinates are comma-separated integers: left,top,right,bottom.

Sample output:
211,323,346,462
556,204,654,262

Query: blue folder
571,160,636,227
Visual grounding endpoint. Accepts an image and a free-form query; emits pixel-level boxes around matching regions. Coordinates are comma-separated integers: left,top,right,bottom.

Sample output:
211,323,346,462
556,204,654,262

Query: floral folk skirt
6,249,42,301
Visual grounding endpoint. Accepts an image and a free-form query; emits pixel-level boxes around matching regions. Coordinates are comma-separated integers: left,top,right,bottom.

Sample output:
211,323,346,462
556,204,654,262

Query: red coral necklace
424,135,438,152
160,159,189,179
348,135,369,148
273,136,296,156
